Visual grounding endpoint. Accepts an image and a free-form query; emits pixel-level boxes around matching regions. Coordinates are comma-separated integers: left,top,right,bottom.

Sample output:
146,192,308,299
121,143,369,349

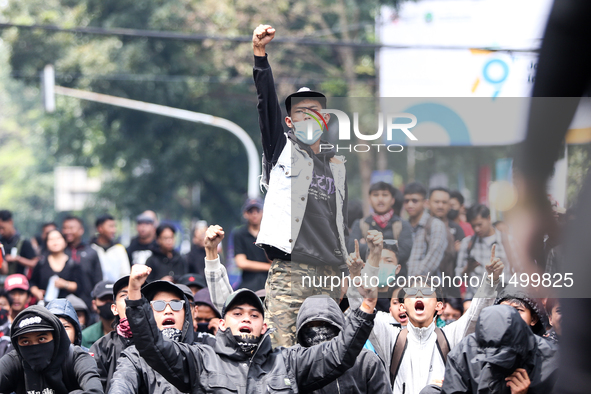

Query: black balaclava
19,341,54,372
300,323,340,347
12,306,70,394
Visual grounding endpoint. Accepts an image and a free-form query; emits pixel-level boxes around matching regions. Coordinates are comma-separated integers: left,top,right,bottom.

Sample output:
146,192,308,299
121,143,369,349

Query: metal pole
54,86,260,198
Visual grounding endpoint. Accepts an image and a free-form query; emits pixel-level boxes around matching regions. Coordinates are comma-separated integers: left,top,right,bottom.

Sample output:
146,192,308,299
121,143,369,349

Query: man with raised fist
252,24,349,347
124,250,379,393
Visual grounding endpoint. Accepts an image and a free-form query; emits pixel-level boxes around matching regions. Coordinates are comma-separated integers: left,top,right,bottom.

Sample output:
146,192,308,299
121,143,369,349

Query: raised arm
126,265,197,393
443,245,504,346
252,25,287,174
203,225,232,313
345,232,382,309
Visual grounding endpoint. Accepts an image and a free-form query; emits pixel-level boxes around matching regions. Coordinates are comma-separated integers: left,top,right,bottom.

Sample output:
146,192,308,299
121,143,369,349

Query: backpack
359,218,403,242
389,327,450,387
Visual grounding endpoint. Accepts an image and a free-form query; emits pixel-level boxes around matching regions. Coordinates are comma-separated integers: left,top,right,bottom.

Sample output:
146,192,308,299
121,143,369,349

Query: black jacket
90,330,134,393
66,242,102,310
0,305,103,394
295,296,390,394
125,295,375,393
146,249,187,282
110,290,197,394
441,305,558,394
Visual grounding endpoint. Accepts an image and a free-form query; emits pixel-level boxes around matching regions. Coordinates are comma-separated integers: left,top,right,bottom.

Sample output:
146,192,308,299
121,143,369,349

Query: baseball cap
178,273,207,290
242,198,264,213
4,274,30,292
136,214,155,224
65,294,88,312
221,289,265,318
142,280,185,302
194,288,221,319
11,312,54,338
91,281,115,299
176,284,194,303
112,276,132,299
285,87,326,115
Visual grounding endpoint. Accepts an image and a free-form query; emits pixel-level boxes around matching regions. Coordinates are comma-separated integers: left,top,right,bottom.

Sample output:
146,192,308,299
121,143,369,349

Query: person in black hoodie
0,305,103,394
124,263,377,394
110,280,198,393
251,24,349,347
295,295,390,394
90,276,135,393
439,305,558,394
146,224,187,282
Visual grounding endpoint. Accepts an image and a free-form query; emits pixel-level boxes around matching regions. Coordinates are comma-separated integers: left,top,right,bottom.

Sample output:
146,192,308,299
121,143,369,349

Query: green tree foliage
1,0,403,231
0,40,56,236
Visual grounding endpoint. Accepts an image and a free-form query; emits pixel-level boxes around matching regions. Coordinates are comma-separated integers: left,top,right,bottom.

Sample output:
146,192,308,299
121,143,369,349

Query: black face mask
97,303,114,320
447,209,460,221
196,322,214,334
233,333,261,355
20,341,54,372
300,324,340,347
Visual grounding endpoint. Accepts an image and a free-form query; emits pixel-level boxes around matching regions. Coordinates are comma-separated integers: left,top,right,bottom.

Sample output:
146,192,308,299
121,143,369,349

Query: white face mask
290,118,323,145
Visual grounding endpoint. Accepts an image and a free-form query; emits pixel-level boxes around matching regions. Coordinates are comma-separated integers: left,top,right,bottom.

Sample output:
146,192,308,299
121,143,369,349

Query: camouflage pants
264,259,341,347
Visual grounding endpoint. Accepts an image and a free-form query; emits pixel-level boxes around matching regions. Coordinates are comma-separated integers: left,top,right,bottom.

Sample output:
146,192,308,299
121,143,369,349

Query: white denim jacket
256,138,347,258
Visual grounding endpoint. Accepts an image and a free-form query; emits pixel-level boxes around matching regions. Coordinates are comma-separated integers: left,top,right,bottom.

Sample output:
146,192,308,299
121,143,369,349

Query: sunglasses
383,239,399,252
403,287,436,297
150,299,185,312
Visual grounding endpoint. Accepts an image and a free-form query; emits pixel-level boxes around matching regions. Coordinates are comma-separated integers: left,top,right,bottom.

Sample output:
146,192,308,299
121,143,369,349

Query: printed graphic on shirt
308,171,335,201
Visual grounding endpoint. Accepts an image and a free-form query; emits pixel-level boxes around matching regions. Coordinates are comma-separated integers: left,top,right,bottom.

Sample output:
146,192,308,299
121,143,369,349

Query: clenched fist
253,24,275,56
366,230,383,259
204,225,225,260
128,264,152,300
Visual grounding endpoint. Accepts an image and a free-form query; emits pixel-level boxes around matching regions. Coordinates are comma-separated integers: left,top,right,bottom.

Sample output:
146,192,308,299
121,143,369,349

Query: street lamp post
44,68,260,198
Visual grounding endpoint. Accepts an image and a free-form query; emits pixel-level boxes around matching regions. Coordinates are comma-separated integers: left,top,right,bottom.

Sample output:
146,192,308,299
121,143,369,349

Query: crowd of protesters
0,24,566,394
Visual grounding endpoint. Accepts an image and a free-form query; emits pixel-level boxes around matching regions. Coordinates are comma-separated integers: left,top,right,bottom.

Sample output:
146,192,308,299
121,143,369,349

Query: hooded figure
0,305,103,394
110,280,198,394
494,288,547,336
46,298,83,346
295,296,390,394
441,305,558,394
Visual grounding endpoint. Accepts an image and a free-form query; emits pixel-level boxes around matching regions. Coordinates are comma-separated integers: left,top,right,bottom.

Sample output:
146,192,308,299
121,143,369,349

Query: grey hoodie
296,296,391,394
